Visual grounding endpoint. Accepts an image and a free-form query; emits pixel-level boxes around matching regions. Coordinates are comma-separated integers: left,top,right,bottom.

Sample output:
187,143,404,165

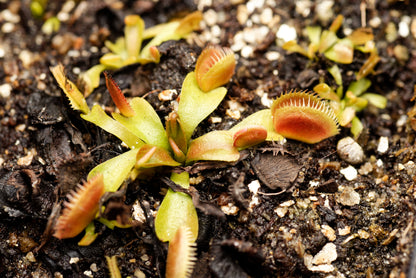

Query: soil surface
1,1,416,277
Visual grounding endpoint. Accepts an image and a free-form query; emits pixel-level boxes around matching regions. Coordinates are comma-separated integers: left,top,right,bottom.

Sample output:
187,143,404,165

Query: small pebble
337,137,365,164
241,45,254,58
221,203,239,215
321,225,336,241
132,200,146,223
248,180,261,194
398,16,411,37
377,136,389,154
265,51,280,61
237,5,248,25
26,252,36,263
275,207,288,218
90,263,98,272
260,8,273,25
17,149,36,166
393,45,409,62
276,24,297,43
295,0,312,17
2,22,15,33
158,89,177,101
0,83,12,98
411,17,416,39
316,0,334,24
369,16,381,28
311,243,337,265
204,9,218,26
385,22,398,42
338,186,360,206
340,165,358,181
338,226,351,236
357,229,370,239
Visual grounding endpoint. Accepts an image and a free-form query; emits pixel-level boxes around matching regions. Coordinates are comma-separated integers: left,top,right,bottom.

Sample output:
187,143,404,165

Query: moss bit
271,90,339,144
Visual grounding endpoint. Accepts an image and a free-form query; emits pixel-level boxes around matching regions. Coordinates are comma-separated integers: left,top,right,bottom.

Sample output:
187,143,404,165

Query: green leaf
155,172,198,242
81,105,143,149
79,64,106,97
88,148,139,192
135,144,181,168
351,116,364,138
112,98,170,150
178,72,227,142
356,51,380,80
328,64,343,86
306,26,322,46
324,38,354,64
229,109,283,141
318,30,338,53
185,130,240,164
347,78,371,97
361,93,387,109
140,22,181,61
313,83,340,101
282,40,310,58
124,15,144,59
338,106,356,126
78,222,98,246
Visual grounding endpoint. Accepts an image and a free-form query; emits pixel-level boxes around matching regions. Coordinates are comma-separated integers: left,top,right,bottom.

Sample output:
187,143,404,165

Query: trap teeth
271,90,339,144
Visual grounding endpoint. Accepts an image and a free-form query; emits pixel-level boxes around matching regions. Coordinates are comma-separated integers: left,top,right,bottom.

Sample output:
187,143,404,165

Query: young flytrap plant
282,15,376,65
313,65,387,138
80,11,202,96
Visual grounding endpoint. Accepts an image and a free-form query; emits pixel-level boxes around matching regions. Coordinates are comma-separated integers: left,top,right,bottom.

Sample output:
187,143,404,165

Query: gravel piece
338,186,360,206
337,137,365,164
340,165,358,181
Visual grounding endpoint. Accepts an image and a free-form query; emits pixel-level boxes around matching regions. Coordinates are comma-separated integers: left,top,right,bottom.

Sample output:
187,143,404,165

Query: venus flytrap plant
283,15,375,65
80,11,202,96
51,44,276,277
314,66,387,138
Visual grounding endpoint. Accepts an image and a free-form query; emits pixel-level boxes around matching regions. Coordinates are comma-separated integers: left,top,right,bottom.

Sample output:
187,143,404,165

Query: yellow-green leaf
81,105,143,149
88,148,139,192
229,109,283,142
112,97,170,150
185,131,239,164
178,72,227,142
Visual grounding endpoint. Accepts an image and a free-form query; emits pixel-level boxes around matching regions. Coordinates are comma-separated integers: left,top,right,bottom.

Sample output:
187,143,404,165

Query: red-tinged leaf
104,72,135,117
185,131,240,164
53,174,105,239
233,125,267,149
135,144,181,169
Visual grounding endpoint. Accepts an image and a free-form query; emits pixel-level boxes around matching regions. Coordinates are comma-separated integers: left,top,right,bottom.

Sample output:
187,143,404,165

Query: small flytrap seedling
282,15,386,138
51,43,293,277
80,11,202,96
